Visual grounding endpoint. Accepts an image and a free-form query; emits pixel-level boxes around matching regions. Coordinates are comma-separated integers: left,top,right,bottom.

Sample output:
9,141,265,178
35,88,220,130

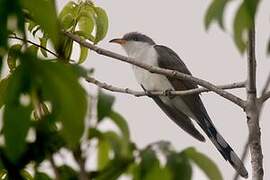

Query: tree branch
8,36,59,57
65,32,246,109
49,155,60,180
258,72,270,103
85,76,246,97
246,25,264,180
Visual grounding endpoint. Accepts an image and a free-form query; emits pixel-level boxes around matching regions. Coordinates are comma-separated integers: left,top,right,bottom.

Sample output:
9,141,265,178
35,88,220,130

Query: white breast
132,45,173,91
123,42,196,120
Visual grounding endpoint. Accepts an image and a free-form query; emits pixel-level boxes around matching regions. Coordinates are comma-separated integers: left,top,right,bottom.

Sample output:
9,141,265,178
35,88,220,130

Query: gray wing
154,45,211,127
152,96,205,141
153,45,248,177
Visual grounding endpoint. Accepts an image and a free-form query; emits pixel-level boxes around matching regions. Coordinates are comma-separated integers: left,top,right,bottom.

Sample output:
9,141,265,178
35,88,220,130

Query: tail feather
202,122,248,178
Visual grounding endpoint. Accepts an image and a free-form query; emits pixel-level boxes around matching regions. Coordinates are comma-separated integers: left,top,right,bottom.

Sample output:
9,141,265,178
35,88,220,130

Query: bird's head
109,32,156,57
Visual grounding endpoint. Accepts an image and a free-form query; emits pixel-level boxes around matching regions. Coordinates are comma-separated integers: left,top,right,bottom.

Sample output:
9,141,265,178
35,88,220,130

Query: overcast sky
56,1,270,179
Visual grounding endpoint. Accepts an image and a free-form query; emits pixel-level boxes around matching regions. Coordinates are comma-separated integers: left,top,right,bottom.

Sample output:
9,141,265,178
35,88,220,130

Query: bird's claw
164,89,174,98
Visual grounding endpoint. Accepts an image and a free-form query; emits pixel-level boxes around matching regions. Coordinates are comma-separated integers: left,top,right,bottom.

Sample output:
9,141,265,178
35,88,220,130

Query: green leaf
98,140,110,170
78,16,94,39
34,172,52,180
61,13,75,30
78,45,88,64
39,37,48,57
0,77,10,109
59,1,78,20
166,153,192,180
243,0,261,20
144,166,172,180
0,169,7,179
21,170,33,180
58,165,78,180
37,61,87,148
21,0,61,48
94,7,109,44
2,65,32,163
233,2,252,53
139,148,160,179
62,37,73,61
184,147,223,180
95,158,133,180
7,44,22,72
3,104,32,163
26,45,38,57
103,131,122,156
97,90,115,121
109,111,130,140
204,0,228,30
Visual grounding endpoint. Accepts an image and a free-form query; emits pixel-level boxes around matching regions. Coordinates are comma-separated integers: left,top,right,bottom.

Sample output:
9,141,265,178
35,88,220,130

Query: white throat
122,41,153,58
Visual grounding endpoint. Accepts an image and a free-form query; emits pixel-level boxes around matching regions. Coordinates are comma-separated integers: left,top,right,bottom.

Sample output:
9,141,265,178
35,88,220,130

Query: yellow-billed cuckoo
110,32,248,178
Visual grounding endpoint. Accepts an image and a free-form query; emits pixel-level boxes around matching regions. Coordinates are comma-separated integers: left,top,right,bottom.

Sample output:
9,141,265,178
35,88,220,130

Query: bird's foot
164,89,174,99
141,85,156,98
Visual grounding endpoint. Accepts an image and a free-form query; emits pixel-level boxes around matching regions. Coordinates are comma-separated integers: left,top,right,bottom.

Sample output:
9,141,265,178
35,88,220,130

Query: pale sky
55,1,270,179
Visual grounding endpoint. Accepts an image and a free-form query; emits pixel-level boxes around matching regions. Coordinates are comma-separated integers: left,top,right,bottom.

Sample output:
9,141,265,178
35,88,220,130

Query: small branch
258,72,270,103
65,32,246,109
8,36,59,57
246,25,264,180
85,76,246,97
73,148,88,180
259,91,270,103
49,156,60,180
233,139,249,180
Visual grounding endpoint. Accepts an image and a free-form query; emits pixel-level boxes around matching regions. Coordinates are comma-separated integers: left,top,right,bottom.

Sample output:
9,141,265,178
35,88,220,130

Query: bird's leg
164,88,174,99
141,85,156,98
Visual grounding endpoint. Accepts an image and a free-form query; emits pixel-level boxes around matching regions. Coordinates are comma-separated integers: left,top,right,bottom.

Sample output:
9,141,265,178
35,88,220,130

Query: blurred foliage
0,0,225,179
205,0,261,54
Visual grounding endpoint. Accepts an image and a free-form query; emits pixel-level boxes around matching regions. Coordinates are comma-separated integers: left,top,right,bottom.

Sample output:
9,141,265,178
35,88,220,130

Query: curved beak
109,38,127,45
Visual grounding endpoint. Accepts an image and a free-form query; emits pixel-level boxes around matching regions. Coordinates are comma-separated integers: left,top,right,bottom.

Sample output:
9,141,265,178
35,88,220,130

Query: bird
109,32,248,178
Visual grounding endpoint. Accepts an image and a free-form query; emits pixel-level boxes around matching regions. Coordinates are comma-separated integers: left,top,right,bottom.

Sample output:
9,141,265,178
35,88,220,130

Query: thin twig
258,72,270,103
49,156,60,180
65,32,246,109
8,36,59,57
86,76,246,97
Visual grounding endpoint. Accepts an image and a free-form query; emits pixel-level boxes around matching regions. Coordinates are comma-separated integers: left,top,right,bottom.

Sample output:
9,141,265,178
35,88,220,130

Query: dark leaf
0,77,10,109
109,111,130,139
95,158,133,180
184,147,222,180
144,166,172,180
166,153,192,180
58,165,78,180
204,0,228,30
139,148,160,179
21,0,61,48
7,44,22,72
34,172,52,180
3,104,32,163
97,90,115,121
37,61,87,148
39,37,48,57
233,2,252,53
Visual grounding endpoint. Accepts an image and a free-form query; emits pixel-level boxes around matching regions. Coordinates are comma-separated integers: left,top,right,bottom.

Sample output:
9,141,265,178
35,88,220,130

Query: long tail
199,119,248,178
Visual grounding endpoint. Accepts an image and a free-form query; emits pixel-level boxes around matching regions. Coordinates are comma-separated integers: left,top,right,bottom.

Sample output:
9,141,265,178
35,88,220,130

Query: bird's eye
133,37,138,41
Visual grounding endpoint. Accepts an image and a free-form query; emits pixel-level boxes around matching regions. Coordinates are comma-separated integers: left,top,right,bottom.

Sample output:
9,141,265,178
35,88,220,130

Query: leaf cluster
0,0,222,179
